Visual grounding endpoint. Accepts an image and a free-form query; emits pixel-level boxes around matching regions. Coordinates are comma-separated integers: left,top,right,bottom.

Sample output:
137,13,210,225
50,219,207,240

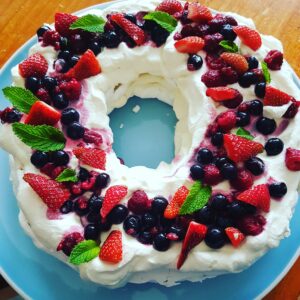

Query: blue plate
1,2,300,299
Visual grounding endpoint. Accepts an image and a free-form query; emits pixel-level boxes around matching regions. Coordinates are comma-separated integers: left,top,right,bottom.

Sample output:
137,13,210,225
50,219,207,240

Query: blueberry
248,100,263,116
221,163,237,180
210,194,228,211
107,204,129,224
58,50,71,61
67,122,85,140
30,151,49,168
123,215,141,236
68,55,80,68
254,83,266,98
187,54,203,71
245,157,265,176
104,31,121,48
84,224,100,240
236,111,250,127
268,182,287,198
227,200,256,219
256,117,276,135
265,138,284,156
52,92,69,109
87,211,101,224
216,216,235,229
141,212,157,229
160,216,174,229
78,167,90,181
211,132,224,147
138,231,153,244
215,157,233,170
52,150,69,166
238,72,257,88
204,227,226,249
70,34,87,54
74,198,89,216
88,194,103,212
2,108,22,123
197,148,214,164
151,26,169,47
42,76,57,91
153,233,170,251
25,77,40,93
167,225,185,241
60,200,73,214
59,37,69,51
190,164,205,180
247,56,259,70
124,14,137,24
61,108,80,125
37,25,50,37
151,197,168,215
98,221,112,232
220,24,237,41
94,173,110,189
89,41,102,56
194,205,215,225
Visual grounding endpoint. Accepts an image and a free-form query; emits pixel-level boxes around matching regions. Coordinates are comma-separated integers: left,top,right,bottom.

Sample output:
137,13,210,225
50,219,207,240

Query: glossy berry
255,82,266,98
0,108,22,123
60,200,73,214
25,76,40,93
215,157,233,170
256,117,276,135
248,100,263,116
238,72,257,88
74,197,89,216
187,54,203,71
59,37,69,51
138,231,153,244
210,194,228,211
141,212,157,229
245,157,265,176
87,211,101,224
265,138,284,156
151,197,168,215
52,150,69,166
236,111,250,127
52,92,69,109
268,182,287,198
221,163,237,180
211,132,224,147
69,55,80,68
216,216,235,229
84,224,100,240
205,227,226,249
88,194,103,211
151,26,169,47
66,122,85,140
247,56,259,70
153,233,170,251
128,190,149,215
197,148,213,164
37,25,50,38
194,205,215,225
61,108,80,125
30,151,49,168
107,204,129,224
104,31,121,48
227,200,256,219
94,173,110,189
220,24,236,41
123,215,141,236
58,50,71,61
78,167,90,181
167,225,185,241
190,164,205,180
89,41,102,56
42,76,57,91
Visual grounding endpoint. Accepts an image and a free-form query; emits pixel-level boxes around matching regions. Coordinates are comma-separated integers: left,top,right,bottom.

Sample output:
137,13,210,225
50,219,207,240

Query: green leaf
236,127,254,140
2,86,38,113
144,11,177,33
179,181,212,215
56,168,78,183
12,123,66,151
69,240,100,265
261,61,271,83
219,40,239,53
70,14,106,33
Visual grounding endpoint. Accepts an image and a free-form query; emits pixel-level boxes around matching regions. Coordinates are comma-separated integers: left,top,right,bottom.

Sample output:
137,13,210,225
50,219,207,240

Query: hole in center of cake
109,96,178,168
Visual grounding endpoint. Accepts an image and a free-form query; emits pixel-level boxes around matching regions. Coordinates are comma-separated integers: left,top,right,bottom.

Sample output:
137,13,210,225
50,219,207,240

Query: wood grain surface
0,0,299,299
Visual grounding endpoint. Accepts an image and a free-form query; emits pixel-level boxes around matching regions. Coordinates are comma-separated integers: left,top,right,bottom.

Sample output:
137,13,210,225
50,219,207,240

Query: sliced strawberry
23,173,70,210
263,86,293,106
19,53,48,78
285,148,300,171
99,230,122,264
225,227,245,248
236,184,270,212
110,13,146,46
73,147,106,170
187,2,213,23
206,87,240,102
174,36,205,54
55,12,78,37
24,101,61,126
220,53,248,74
233,26,262,51
177,221,207,269
156,0,183,15
223,134,264,163
164,186,189,219
65,49,101,81
100,185,128,219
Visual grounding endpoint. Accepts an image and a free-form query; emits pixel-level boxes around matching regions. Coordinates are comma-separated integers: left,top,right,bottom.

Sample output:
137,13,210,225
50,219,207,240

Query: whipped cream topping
1,0,300,288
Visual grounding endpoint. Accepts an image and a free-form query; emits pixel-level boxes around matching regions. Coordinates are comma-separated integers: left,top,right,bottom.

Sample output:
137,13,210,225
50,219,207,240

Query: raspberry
204,33,223,53
205,54,227,70
264,50,283,70
56,232,83,256
285,147,300,171
220,67,238,84
252,68,265,83
238,102,249,112
203,164,223,185
237,215,266,236
128,190,150,215
35,88,51,104
180,24,202,38
205,122,219,137
201,70,226,87
0,107,22,123
208,14,237,33
42,30,61,50
230,169,254,191
83,129,103,146
59,79,82,101
217,111,236,132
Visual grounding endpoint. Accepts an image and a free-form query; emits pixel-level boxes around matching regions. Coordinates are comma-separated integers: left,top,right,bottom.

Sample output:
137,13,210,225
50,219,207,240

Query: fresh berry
83,129,103,146
52,150,70,166
283,101,299,119
19,53,48,78
164,186,189,219
205,53,227,70
208,14,238,32
187,54,203,71
155,0,183,15
201,70,226,88
206,87,240,102
203,33,223,53
42,30,61,50
248,99,263,116
187,2,212,22
84,224,100,240
73,147,106,170
197,148,213,165
220,24,237,41
221,163,238,180
107,204,129,224
203,164,222,186
138,231,153,244
151,197,168,215
30,151,49,168
103,31,122,48
263,86,293,106
67,122,85,140
237,214,266,236
204,227,226,249
246,56,259,69
59,79,82,101
217,110,236,132
230,169,254,191
174,36,205,54
70,34,88,54
238,72,257,88
61,108,80,125
211,132,224,147
128,190,150,215
36,88,51,104
88,194,103,211
210,194,228,211
89,40,102,56
167,225,185,241
265,138,284,156
0,108,22,123
141,212,157,228
220,53,248,74
245,157,265,176
225,227,245,247
285,148,300,171
56,232,83,256
99,230,122,263
268,182,287,198
255,117,276,135
254,83,266,98
123,215,141,236
73,197,89,216
222,93,243,109
215,157,233,170
60,200,73,214
23,173,70,210
25,76,40,93
55,12,78,37
190,164,205,180
153,233,170,251
227,200,256,219
194,205,215,225
177,221,207,269
37,25,50,38
52,92,69,109
42,76,57,91
94,173,110,189
236,111,250,127
264,50,283,70
233,25,262,51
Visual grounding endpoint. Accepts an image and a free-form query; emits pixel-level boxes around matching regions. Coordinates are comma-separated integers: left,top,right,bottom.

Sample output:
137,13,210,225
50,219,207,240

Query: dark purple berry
254,82,266,98
187,54,203,71
227,200,256,219
245,157,265,176
268,182,287,198
248,99,263,116
104,31,121,48
205,227,226,249
167,225,185,241
210,194,228,210
25,76,40,93
141,212,157,229
61,108,80,125
256,117,276,135
53,92,69,109
194,205,215,225
265,138,284,156
197,148,214,164
42,76,57,91
88,194,103,212
60,200,73,214
221,163,237,180
138,231,153,244
37,25,50,38
190,164,205,180
67,122,85,140
107,204,128,224
211,132,224,147
220,24,236,41
247,56,259,70
94,173,110,189
236,111,250,127
238,72,257,88
151,197,168,215
78,167,90,182
52,150,69,166
84,224,100,240
153,233,170,251
30,151,49,168
123,215,141,236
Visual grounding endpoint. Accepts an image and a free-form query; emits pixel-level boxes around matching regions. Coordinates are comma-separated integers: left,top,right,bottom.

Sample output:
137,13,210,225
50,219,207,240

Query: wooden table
0,0,299,299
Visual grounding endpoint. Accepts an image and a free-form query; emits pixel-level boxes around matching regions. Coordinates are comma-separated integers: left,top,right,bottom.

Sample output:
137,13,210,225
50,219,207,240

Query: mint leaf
56,168,78,183
179,181,211,215
236,127,254,140
219,40,239,53
261,61,271,83
2,86,37,113
69,240,100,265
70,14,105,33
144,11,177,33
12,123,66,151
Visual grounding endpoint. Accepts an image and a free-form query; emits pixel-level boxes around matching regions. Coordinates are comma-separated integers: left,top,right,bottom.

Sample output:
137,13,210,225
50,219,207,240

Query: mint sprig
144,11,177,33
219,40,239,53
236,127,254,140
179,181,211,215
56,168,78,183
2,87,37,113
69,240,100,265
70,14,106,33
261,61,271,83
12,123,66,151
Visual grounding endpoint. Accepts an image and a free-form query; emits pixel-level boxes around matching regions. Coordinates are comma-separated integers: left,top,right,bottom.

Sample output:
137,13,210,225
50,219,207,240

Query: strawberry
220,53,248,74
164,186,189,219
19,53,48,78
73,147,106,170
65,49,101,81
225,227,245,248
156,0,183,15
206,87,240,102
187,2,213,23
23,173,70,210
285,148,300,171
236,184,270,212
177,221,207,269
174,36,205,54
263,86,293,106
24,101,61,126
59,79,82,101
233,26,262,51
223,134,264,163
110,13,146,46
100,185,128,219
55,12,78,37
99,230,122,264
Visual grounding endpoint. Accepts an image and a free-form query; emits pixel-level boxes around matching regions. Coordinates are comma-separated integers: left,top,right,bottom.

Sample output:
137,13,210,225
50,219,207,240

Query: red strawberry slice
174,36,205,54
19,53,48,78
23,173,70,210
236,184,270,212
25,101,61,126
100,185,128,219
164,186,189,219
223,134,264,163
55,12,78,37
187,2,213,22
225,227,245,248
156,0,183,15
99,230,122,264
65,49,101,81
233,26,262,51
206,87,240,102
110,13,146,46
285,148,300,171
177,221,207,269
220,53,248,74
73,147,106,170
263,86,293,106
